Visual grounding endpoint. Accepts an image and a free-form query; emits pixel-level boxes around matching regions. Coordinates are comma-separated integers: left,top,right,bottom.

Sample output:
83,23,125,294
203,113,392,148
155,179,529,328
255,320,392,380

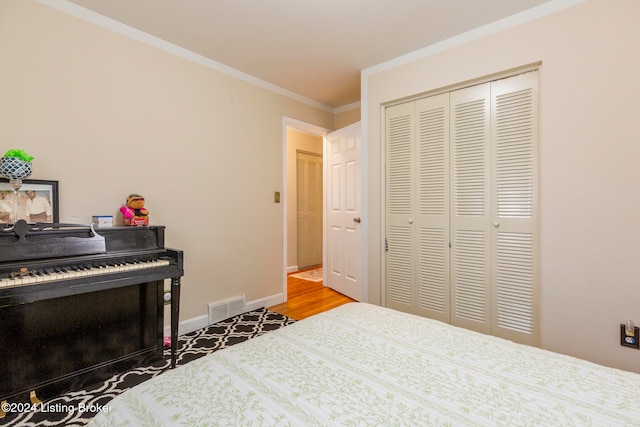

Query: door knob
353,217,361,223
408,219,413,224
493,221,499,228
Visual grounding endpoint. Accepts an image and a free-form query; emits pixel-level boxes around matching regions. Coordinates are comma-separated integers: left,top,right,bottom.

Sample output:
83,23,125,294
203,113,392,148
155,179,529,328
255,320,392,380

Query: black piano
0,220,184,406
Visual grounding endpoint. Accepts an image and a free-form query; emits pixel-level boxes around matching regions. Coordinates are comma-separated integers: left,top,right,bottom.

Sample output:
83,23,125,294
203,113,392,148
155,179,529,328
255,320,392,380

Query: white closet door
414,94,450,322
490,71,539,345
449,83,492,335
385,101,415,313
384,72,538,345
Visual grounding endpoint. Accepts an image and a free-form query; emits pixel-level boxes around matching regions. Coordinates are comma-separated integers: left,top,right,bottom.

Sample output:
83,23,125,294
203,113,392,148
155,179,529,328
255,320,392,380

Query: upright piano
0,220,184,406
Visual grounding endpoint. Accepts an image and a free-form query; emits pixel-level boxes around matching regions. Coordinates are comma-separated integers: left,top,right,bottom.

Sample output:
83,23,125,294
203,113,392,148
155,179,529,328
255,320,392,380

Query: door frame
282,117,330,301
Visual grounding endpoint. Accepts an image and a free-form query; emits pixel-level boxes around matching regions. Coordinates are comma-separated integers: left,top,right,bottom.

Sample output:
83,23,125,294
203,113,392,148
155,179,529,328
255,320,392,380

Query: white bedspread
90,303,640,426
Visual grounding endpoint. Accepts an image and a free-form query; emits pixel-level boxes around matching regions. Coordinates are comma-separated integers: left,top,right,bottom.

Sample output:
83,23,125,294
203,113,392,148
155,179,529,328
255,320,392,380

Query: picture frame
0,178,59,224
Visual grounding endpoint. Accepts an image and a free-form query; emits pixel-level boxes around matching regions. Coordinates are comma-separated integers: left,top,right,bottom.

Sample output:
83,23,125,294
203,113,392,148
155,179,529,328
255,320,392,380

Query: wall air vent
207,295,246,325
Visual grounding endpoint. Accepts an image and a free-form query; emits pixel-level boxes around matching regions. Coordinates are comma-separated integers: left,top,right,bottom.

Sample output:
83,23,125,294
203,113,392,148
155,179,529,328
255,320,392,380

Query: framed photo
0,179,59,224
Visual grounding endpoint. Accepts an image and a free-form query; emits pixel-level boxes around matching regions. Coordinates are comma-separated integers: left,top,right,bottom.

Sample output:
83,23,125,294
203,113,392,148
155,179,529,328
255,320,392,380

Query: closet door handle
353,217,361,224
493,221,499,228
408,219,414,224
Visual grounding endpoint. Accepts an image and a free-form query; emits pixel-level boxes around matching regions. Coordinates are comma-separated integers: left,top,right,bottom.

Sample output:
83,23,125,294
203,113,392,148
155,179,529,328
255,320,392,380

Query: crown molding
363,0,586,79
37,0,334,113
333,101,361,114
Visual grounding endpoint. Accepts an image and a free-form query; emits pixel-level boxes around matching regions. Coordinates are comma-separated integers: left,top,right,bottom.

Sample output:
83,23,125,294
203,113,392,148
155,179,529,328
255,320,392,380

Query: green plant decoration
3,149,34,162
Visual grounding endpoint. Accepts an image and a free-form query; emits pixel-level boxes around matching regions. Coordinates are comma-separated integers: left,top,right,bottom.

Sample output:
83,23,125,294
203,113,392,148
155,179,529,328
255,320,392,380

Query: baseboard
246,293,285,312
164,292,286,337
164,313,209,337
287,265,299,273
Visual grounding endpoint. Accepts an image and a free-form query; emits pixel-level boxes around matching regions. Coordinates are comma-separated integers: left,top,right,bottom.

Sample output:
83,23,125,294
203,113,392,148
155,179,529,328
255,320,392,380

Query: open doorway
296,150,323,269
285,127,324,273
282,118,330,301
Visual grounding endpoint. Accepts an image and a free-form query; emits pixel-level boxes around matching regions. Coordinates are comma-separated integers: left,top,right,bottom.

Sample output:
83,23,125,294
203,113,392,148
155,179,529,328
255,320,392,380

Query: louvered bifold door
385,102,416,313
490,71,539,346
414,94,450,323
450,83,492,335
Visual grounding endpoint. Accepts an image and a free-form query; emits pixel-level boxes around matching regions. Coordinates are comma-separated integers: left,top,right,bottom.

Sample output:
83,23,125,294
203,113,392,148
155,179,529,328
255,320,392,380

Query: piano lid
0,220,106,263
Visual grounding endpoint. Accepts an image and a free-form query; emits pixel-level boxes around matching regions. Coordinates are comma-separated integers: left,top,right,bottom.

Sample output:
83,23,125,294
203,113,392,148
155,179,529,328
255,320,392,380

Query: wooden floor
268,266,355,320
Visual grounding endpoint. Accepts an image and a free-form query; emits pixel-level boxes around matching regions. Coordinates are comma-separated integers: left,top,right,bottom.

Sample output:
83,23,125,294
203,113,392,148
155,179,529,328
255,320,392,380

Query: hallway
268,267,354,320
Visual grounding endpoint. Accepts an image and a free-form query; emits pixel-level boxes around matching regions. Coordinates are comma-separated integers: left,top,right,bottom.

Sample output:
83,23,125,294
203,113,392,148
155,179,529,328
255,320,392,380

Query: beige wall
333,106,361,129
286,129,323,271
0,0,334,327
364,0,640,372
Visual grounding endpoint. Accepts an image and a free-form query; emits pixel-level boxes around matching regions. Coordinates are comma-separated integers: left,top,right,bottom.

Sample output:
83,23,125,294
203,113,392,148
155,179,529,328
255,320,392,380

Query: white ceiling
64,0,552,109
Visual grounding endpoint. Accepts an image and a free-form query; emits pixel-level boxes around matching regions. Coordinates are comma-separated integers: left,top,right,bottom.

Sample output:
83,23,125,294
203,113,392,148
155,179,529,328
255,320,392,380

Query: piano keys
0,220,184,405
0,256,171,287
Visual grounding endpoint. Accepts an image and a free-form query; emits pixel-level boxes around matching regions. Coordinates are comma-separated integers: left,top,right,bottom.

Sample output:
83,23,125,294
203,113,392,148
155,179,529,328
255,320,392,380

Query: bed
89,303,640,426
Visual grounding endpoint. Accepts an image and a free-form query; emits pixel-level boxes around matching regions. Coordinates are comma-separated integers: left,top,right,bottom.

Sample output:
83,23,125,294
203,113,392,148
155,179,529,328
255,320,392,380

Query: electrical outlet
274,192,281,203
620,324,640,349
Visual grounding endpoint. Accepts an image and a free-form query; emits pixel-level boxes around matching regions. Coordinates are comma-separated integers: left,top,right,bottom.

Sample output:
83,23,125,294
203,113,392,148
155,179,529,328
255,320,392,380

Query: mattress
89,302,640,426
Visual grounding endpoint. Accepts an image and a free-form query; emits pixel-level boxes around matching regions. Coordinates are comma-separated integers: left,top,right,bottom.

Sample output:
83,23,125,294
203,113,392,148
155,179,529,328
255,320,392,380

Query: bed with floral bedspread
90,303,640,426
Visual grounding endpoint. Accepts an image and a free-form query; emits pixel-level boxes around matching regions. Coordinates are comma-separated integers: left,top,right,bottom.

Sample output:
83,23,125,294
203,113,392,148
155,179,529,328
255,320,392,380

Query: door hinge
384,237,389,252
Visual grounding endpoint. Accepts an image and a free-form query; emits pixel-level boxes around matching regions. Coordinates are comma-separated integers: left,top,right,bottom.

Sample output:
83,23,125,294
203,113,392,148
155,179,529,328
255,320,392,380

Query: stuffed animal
120,194,149,226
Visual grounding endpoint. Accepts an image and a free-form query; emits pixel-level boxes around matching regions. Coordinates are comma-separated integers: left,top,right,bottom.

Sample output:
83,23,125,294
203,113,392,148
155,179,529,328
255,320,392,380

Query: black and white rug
2,308,295,427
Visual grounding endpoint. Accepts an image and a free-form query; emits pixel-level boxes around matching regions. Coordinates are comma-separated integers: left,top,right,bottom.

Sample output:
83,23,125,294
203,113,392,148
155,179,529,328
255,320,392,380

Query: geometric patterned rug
1,309,295,427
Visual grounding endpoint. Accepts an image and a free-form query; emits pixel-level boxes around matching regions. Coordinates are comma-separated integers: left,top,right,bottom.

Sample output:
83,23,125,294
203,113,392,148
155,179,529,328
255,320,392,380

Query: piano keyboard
0,258,171,288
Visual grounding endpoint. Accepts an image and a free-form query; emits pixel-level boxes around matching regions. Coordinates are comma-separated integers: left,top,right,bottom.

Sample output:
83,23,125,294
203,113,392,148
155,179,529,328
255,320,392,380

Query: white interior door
325,122,362,301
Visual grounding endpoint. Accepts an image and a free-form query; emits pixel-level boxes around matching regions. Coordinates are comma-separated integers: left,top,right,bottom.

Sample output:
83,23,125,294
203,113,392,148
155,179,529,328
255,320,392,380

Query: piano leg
29,390,42,405
170,276,181,368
